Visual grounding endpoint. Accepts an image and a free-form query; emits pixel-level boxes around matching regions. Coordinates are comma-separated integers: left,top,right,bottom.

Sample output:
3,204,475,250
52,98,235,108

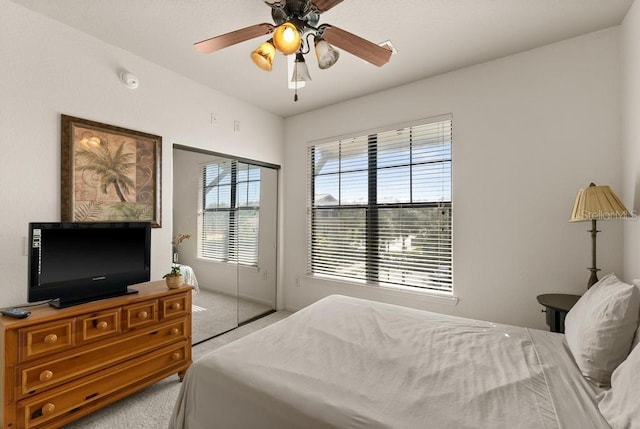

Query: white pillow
598,341,640,428
564,273,640,387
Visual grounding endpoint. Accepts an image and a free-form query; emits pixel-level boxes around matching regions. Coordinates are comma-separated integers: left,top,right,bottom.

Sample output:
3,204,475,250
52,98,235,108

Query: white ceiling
10,0,635,118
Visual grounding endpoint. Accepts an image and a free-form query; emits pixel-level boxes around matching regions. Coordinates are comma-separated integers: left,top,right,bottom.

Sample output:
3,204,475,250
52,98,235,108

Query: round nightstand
536,293,581,333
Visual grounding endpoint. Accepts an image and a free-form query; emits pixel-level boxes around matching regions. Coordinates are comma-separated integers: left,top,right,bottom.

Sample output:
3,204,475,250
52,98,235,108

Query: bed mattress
170,294,609,429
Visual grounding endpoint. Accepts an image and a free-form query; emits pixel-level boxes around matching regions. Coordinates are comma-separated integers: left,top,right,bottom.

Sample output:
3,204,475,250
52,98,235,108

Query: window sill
196,257,259,272
303,274,459,307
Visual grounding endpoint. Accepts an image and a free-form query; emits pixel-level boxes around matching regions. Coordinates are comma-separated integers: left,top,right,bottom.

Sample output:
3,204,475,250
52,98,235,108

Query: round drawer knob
96,321,108,330
42,403,55,415
43,334,57,344
39,370,54,382
171,303,182,310
171,352,182,361
137,311,148,320
170,328,180,336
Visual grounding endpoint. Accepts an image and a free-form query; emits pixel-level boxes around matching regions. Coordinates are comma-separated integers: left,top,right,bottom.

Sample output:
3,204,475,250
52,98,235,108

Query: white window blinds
308,116,452,292
200,160,260,266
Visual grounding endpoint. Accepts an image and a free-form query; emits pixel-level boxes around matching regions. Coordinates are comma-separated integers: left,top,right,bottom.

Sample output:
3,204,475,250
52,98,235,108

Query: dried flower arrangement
164,233,192,279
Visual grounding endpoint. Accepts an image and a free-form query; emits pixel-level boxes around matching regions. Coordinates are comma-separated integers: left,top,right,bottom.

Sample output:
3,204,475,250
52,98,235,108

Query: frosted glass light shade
287,54,305,89
291,53,312,82
251,40,276,71
315,38,339,69
273,22,301,55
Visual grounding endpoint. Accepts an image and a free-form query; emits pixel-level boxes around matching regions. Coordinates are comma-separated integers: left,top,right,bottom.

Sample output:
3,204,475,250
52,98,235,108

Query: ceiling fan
194,0,393,100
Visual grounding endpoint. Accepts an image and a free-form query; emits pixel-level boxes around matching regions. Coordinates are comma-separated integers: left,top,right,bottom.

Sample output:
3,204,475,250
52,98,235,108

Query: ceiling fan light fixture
287,54,305,89
291,52,312,82
314,37,339,69
251,39,276,71
194,1,392,102
273,22,301,55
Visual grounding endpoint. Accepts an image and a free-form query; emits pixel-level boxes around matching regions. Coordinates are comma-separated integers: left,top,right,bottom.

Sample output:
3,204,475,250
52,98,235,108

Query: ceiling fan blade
312,0,343,12
322,25,392,67
194,23,275,54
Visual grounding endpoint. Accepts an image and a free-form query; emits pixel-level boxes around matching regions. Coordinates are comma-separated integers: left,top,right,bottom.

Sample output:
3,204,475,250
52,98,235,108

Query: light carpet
63,310,291,429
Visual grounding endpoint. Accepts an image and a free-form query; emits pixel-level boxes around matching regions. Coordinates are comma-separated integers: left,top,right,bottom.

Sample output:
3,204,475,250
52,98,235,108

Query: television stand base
49,287,139,308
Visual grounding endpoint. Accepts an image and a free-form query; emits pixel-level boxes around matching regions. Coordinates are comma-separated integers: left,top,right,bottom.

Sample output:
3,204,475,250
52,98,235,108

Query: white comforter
170,295,609,429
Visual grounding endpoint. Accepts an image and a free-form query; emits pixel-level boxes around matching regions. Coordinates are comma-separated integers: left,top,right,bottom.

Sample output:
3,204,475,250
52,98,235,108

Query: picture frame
61,115,162,227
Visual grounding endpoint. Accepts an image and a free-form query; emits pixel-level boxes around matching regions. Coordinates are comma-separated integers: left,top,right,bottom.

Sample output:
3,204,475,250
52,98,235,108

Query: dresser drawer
19,320,75,362
78,309,121,343
17,341,189,429
18,319,188,397
123,300,158,329
160,293,189,320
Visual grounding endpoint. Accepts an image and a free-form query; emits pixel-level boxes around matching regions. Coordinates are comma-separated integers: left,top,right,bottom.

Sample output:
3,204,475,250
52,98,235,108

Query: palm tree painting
75,140,136,203
61,115,162,227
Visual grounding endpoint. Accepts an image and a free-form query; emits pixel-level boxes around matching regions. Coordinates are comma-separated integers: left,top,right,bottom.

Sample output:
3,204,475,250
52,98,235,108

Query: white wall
0,0,284,307
622,0,640,281
282,28,623,329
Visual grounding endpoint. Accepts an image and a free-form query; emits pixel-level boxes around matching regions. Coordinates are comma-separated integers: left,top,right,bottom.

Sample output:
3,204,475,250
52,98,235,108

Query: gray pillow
564,273,640,387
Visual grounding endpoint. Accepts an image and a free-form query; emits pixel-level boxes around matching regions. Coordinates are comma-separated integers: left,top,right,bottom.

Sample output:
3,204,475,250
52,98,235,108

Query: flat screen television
28,222,151,308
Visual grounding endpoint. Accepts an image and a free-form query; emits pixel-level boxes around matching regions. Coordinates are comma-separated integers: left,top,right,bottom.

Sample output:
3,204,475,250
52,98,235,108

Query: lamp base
587,268,600,289
587,219,600,289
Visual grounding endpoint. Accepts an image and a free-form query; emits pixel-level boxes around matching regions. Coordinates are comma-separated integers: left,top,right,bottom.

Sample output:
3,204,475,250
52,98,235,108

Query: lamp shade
570,183,630,222
273,22,301,55
251,40,276,71
291,53,312,82
315,37,339,69
287,53,305,89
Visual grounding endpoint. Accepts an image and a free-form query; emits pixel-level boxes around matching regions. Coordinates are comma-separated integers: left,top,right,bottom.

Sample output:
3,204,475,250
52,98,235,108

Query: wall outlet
233,120,240,133
210,113,218,126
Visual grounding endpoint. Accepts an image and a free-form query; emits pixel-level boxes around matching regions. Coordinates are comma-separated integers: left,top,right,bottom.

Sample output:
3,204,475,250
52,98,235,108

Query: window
308,116,452,293
199,160,261,266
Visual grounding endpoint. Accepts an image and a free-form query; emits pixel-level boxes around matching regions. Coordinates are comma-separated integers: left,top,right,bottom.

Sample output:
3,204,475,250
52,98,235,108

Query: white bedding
170,295,610,429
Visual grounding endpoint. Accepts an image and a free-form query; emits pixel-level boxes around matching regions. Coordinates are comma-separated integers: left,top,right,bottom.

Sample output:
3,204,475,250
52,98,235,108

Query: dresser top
0,281,193,329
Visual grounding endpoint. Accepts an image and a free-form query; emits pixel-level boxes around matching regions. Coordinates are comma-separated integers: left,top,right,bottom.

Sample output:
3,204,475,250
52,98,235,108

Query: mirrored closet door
172,145,278,344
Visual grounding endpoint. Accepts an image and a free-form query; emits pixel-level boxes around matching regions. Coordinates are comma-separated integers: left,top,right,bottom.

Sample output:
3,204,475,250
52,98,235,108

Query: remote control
1,308,31,319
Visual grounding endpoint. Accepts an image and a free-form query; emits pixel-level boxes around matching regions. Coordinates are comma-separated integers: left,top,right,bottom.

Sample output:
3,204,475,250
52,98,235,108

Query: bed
170,276,640,429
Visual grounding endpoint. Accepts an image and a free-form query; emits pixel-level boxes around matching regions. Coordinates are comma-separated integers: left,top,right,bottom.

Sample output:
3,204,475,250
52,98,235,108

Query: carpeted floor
62,310,291,429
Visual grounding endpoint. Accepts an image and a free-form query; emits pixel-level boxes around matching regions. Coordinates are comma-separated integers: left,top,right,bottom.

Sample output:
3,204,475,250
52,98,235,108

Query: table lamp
570,183,630,288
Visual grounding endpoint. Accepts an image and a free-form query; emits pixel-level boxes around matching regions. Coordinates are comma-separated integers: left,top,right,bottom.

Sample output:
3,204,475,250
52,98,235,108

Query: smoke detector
119,71,139,89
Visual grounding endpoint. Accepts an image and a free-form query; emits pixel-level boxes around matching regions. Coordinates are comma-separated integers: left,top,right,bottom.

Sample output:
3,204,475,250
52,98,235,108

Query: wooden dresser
0,281,192,429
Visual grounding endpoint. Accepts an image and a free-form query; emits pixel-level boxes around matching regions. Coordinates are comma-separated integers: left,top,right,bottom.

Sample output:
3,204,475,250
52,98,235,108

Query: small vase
165,274,184,289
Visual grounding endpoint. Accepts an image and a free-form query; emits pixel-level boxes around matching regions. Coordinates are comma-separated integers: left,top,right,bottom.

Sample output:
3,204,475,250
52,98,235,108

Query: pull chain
294,62,299,102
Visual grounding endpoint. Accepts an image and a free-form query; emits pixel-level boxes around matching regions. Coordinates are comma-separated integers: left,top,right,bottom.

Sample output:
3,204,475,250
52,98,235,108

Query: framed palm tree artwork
61,115,162,227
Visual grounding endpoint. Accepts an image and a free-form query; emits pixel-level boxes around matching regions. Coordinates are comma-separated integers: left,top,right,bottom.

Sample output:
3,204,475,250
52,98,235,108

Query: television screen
29,222,151,308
